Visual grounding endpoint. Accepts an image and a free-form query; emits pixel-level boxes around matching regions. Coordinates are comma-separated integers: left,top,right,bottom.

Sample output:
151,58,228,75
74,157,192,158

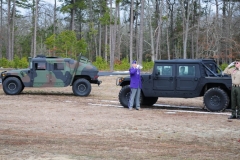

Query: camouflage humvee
0,54,101,96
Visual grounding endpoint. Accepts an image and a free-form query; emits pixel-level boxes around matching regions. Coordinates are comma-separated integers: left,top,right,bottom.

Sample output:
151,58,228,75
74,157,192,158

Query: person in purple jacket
128,60,142,110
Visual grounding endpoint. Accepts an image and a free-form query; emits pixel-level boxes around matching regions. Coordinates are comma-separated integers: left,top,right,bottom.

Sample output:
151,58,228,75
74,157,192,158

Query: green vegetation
0,56,28,69
0,55,228,72
45,31,88,59
0,55,153,71
219,63,228,71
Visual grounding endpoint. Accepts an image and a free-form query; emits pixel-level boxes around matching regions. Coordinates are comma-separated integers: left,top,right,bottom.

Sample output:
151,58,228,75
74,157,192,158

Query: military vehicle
116,59,232,112
0,55,101,96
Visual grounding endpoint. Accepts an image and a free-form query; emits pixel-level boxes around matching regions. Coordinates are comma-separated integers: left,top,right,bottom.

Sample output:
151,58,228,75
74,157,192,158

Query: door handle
169,77,173,80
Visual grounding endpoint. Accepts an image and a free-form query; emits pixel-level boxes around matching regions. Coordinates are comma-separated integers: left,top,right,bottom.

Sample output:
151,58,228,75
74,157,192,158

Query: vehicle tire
119,85,131,108
3,77,23,95
142,96,158,106
72,79,91,96
203,87,229,112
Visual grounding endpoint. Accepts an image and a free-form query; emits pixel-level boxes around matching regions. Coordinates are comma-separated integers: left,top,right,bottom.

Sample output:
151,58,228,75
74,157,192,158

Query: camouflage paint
1,55,100,88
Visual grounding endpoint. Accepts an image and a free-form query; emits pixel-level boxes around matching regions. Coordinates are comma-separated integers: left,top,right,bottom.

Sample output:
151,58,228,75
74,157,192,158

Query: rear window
54,63,64,70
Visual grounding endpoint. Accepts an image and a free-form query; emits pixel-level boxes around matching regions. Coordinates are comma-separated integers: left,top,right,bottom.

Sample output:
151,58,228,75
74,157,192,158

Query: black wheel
118,85,131,108
2,77,23,95
118,85,143,108
203,87,229,112
72,79,91,96
142,96,158,106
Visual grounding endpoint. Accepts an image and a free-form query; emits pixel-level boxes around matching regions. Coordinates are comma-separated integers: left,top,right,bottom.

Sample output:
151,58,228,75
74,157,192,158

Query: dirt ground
0,75,239,160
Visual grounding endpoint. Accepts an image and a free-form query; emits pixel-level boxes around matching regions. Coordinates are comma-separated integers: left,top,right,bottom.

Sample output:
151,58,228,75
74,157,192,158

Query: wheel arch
120,81,130,87
200,83,231,97
71,75,91,86
2,75,25,87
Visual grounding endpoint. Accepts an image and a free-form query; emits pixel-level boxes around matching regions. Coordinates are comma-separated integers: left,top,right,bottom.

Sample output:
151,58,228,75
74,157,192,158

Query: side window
54,63,64,70
156,66,163,75
179,66,187,76
163,66,172,75
204,63,217,76
35,62,46,70
156,65,172,76
178,65,195,76
187,66,195,76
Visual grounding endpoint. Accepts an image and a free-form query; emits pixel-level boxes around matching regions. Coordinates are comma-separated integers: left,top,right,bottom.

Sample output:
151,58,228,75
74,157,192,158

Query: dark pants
231,86,240,116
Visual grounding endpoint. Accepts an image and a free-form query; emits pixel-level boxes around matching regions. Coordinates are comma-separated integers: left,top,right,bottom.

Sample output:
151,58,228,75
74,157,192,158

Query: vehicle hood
1,68,30,79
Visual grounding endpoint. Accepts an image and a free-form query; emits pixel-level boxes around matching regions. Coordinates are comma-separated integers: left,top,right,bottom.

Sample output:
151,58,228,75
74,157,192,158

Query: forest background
0,0,240,71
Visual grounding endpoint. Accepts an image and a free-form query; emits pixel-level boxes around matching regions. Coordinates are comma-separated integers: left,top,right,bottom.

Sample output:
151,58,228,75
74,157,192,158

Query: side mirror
155,71,160,76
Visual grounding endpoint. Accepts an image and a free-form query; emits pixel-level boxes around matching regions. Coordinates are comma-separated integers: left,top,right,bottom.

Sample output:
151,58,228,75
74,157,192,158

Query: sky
45,0,62,6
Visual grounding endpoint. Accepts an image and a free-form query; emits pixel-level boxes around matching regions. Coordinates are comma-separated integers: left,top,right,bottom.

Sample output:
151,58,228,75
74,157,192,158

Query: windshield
28,57,32,69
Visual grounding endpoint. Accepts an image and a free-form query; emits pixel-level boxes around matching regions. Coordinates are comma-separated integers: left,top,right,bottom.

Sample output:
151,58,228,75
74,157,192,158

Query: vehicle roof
154,59,216,63
32,56,73,61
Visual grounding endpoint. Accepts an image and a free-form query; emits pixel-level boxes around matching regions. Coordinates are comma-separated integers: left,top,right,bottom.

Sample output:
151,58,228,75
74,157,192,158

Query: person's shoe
129,108,133,111
228,115,236,119
136,108,142,111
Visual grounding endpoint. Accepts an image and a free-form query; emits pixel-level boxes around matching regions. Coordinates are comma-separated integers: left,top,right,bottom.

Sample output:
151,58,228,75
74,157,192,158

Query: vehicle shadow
21,91,74,96
141,104,231,112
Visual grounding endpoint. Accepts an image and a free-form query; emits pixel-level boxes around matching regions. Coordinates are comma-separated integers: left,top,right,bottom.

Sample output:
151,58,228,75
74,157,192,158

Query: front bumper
91,79,102,86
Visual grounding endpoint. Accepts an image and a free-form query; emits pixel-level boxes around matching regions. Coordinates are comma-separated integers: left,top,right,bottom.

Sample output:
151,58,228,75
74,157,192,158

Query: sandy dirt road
0,76,239,160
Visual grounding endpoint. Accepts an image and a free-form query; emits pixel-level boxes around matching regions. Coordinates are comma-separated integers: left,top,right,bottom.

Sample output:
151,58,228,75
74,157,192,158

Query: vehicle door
32,61,51,87
153,64,175,91
176,64,200,91
50,62,71,87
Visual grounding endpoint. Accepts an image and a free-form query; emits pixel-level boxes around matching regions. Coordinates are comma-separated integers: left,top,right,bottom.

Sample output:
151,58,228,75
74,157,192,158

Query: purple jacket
129,67,142,89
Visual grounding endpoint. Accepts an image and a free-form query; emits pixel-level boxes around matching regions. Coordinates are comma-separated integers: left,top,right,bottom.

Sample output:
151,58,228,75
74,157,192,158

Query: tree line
0,0,240,71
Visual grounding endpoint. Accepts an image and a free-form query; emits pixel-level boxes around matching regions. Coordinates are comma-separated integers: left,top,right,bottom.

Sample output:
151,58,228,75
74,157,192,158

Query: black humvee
116,59,232,112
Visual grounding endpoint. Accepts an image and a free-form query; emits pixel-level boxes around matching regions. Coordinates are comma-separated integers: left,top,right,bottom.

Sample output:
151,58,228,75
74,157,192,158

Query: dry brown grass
0,76,238,160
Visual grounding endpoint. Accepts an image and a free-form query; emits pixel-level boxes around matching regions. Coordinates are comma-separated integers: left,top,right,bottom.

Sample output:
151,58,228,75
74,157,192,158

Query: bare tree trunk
155,0,163,60
221,1,227,63
191,32,194,59
150,17,155,61
167,28,170,60
109,0,112,70
31,0,34,57
215,0,219,65
196,0,200,59
0,0,3,58
33,0,39,57
104,24,108,61
227,3,234,62
53,0,57,56
98,23,102,57
138,0,145,64
167,0,175,59
181,0,192,59
7,0,11,60
53,0,56,35
116,5,121,60
134,1,139,61
112,1,118,68
11,0,16,60
129,0,134,64
70,0,75,31
110,0,117,71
